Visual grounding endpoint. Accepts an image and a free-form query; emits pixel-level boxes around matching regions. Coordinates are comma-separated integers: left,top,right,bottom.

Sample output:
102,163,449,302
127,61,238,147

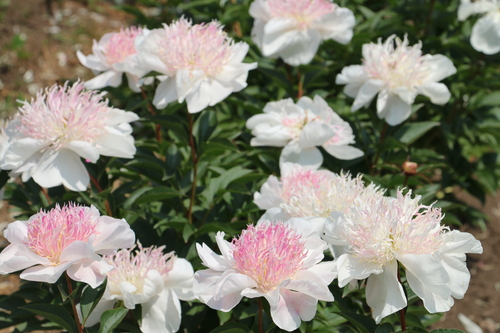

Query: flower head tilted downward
0,203,135,288
77,26,150,92
246,95,363,168
0,81,139,191
135,17,257,113
336,35,456,126
458,0,500,54
323,189,483,323
82,244,194,333
194,219,336,331
249,0,355,65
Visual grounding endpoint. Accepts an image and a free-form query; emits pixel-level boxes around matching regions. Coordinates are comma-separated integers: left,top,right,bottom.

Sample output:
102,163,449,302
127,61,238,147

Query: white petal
423,54,457,82
0,244,47,274
365,260,407,323
93,216,135,255
105,109,139,125
470,14,500,54
277,29,322,66
286,269,334,301
196,243,231,271
65,141,99,163
83,70,123,90
81,299,116,327
336,254,382,287
153,77,179,109
336,65,367,86
280,144,323,169
165,258,195,301
352,79,384,111
323,145,364,160
440,254,471,299
316,7,355,44
67,258,113,289
418,82,452,105
96,132,136,159
380,94,412,126
270,289,318,332
458,0,496,21
299,122,334,149
141,289,180,333
20,261,74,284
261,18,299,56
438,230,483,255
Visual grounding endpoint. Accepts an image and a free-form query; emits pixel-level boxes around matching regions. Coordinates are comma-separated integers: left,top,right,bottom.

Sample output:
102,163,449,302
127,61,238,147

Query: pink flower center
362,35,429,91
158,18,234,77
268,0,336,29
25,203,99,264
104,26,142,65
232,222,306,293
106,244,175,295
18,81,110,150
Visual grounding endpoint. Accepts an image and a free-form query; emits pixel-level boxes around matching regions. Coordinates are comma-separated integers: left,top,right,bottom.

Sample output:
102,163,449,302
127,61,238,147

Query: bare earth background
0,0,498,332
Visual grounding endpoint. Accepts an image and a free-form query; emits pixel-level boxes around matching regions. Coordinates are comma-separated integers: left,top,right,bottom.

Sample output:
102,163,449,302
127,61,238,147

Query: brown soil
0,1,498,333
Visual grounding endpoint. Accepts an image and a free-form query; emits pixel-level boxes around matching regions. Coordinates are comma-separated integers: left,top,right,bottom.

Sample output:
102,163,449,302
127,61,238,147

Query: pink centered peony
135,17,257,113
82,244,194,333
77,26,150,92
194,219,335,332
246,95,363,168
0,203,135,288
336,35,456,125
323,190,483,322
0,81,138,191
249,0,355,65
458,0,500,54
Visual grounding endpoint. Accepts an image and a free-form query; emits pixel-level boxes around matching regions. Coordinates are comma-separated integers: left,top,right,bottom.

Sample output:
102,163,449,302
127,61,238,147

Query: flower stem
397,267,407,331
187,112,198,225
89,173,113,217
371,122,389,174
258,298,264,333
422,0,436,37
65,272,83,333
297,69,303,98
140,87,162,143
40,187,52,205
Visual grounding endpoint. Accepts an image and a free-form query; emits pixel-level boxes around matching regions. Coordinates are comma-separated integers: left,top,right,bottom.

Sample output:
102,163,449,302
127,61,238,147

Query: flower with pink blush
0,203,135,288
246,95,363,168
135,17,257,113
77,26,151,92
0,81,139,191
336,35,456,125
322,190,483,322
249,0,355,65
82,244,194,333
458,0,500,54
254,163,383,234
194,219,335,332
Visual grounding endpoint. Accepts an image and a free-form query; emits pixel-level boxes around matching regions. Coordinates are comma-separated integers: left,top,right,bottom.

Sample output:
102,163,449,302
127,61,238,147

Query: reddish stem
397,268,407,331
89,173,113,217
65,273,83,333
140,87,162,143
187,112,198,225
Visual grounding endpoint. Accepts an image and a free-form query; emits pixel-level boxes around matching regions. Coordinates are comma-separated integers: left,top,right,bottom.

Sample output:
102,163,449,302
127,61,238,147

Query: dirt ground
0,0,498,332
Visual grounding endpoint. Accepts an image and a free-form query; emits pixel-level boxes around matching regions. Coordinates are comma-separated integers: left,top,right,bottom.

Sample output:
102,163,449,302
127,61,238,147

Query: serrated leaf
80,280,107,325
394,122,440,145
21,304,78,333
98,307,129,333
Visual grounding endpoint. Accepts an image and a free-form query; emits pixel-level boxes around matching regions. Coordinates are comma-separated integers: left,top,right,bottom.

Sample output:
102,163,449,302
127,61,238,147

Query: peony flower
194,219,336,332
0,81,139,191
135,17,257,113
0,203,135,288
77,26,150,92
254,163,383,234
323,190,483,323
336,35,456,126
82,244,195,333
249,0,355,66
458,0,500,54
246,95,363,168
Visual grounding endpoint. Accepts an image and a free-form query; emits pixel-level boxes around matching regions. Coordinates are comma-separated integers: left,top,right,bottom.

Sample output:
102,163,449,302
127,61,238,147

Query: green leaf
375,322,396,333
80,280,107,325
20,304,78,333
333,312,377,333
394,122,440,145
209,322,253,333
478,91,500,107
133,186,182,205
429,330,465,333
97,307,129,333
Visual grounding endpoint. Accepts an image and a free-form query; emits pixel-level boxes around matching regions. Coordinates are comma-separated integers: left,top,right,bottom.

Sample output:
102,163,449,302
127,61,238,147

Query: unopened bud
402,161,417,175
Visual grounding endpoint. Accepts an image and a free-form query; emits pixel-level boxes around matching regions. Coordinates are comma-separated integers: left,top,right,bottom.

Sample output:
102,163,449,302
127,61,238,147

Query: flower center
362,36,430,91
158,18,233,77
104,26,142,65
106,244,175,296
25,204,99,264
232,222,306,293
267,0,336,29
281,109,320,139
18,81,110,150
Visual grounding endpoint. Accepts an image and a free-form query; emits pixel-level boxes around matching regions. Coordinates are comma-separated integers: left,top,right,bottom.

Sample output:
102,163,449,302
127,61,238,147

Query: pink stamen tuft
25,203,99,264
232,222,306,293
104,26,143,65
267,0,336,29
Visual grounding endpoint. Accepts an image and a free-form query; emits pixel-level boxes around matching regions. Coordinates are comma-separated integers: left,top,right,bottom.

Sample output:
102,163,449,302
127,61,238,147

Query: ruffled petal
271,289,318,332
165,258,195,301
315,7,355,44
470,14,500,54
323,144,364,160
141,289,181,333
351,79,384,111
280,144,323,169
336,254,383,287
418,82,451,105
152,77,179,109
83,70,123,90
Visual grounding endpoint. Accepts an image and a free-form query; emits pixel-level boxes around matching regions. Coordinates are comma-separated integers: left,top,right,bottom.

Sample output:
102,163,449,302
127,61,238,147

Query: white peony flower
77,26,150,92
135,17,257,113
194,219,336,332
254,163,383,234
0,81,139,191
249,0,355,66
246,95,363,168
458,0,500,54
323,189,483,323
336,35,457,126
82,244,195,333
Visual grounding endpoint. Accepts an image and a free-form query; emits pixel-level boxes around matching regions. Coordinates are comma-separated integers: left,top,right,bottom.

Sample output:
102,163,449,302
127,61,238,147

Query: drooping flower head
135,17,257,113
323,190,483,323
77,26,150,92
194,219,336,332
82,244,195,333
0,81,138,191
246,95,363,168
250,0,355,65
458,0,500,54
0,203,135,288
336,35,456,125
254,163,383,233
